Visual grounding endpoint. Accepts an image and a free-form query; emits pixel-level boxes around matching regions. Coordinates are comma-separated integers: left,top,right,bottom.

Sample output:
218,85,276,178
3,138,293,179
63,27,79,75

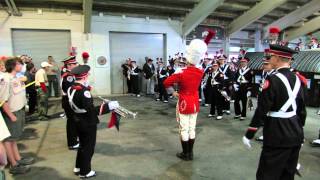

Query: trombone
98,96,137,119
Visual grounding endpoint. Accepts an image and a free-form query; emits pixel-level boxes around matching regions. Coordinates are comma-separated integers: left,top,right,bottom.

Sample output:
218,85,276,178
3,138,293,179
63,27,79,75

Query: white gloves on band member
247,91,251,97
233,84,239,91
242,136,251,149
108,101,120,110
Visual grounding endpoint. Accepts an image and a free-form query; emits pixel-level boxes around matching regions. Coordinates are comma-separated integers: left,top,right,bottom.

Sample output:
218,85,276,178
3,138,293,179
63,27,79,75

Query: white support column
263,0,320,38
255,29,263,52
223,36,230,57
285,16,320,41
83,0,93,33
182,0,225,36
227,0,288,36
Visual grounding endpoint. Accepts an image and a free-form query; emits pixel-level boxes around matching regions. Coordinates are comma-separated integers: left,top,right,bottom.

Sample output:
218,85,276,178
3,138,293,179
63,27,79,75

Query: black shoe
69,143,80,150
9,164,30,174
176,152,190,161
79,170,96,178
176,140,190,161
17,157,35,165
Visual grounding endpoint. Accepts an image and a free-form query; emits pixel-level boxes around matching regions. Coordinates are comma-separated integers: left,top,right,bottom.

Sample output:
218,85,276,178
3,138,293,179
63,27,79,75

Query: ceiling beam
8,0,21,16
83,0,92,33
182,0,225,36
226,0,288,36
263,0,320,38
285,16,320,41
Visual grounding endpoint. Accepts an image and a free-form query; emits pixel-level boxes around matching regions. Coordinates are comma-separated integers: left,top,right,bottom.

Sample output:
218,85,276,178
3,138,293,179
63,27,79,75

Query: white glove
247,91,251,97
242,136,252,149
108,101,120,110
233,84,239,91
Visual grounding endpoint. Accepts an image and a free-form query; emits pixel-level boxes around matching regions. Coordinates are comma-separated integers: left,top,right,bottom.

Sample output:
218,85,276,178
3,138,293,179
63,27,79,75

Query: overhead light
122,15,126,19
37,9,42,15
99,12,104,17
146,16,150,21
66,10,72,16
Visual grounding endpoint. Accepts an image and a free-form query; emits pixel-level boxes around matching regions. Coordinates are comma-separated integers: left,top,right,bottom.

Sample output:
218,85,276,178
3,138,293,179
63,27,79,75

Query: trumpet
98,96,137,119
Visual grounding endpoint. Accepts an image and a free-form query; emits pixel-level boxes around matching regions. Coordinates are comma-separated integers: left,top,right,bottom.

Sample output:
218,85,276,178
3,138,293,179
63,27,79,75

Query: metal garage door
12,29,71,68
110,32,165,94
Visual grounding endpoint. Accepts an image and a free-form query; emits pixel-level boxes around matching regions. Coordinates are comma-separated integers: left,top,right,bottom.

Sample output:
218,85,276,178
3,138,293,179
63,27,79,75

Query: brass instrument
219,90,231,101
98,96,137,119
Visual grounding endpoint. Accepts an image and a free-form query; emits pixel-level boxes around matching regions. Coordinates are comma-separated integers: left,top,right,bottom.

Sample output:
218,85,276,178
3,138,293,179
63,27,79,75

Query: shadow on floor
12,166,73,180
95,142,164,157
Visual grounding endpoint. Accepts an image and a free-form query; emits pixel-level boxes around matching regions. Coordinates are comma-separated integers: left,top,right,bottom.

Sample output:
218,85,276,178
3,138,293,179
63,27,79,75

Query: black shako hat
71,65,90,79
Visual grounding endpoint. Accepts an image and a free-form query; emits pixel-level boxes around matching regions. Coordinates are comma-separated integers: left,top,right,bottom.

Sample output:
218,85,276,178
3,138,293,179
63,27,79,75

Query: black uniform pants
27,88,37,114
234,85,248,117
75,124,97,175
210,86,223,116
126,78,132,93
62,96,78,147
204,85,212,105
257,146,301,180
130,75,140,95
158,78,168,101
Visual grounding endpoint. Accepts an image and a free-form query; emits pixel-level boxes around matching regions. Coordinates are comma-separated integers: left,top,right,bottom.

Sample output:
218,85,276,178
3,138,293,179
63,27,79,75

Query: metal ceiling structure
0,0,319,38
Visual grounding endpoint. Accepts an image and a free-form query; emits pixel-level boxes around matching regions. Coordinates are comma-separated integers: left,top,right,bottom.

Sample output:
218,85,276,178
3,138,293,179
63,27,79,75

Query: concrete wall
0,11,184,95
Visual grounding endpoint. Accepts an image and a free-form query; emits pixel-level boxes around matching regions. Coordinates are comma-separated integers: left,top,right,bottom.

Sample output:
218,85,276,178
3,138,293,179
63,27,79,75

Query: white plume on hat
185,39,207,65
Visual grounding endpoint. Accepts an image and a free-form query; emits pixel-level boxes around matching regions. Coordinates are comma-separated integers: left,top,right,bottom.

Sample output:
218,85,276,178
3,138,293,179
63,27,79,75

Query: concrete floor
4,95,320,180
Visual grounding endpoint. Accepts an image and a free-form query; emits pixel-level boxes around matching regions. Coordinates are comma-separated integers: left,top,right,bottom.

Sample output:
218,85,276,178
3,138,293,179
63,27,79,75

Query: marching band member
130,61,142,97
233,58,253,120
218,55,233,115
242,44,307,180
60,56,79,150
202,58,213,106
256,58,274,142
208,62,225,120
67,65,119,178
164,39,209,161
156,61,169,102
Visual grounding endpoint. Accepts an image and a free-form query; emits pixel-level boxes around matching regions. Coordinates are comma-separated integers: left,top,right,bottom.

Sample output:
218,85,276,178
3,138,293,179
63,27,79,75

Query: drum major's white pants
178,113,198,141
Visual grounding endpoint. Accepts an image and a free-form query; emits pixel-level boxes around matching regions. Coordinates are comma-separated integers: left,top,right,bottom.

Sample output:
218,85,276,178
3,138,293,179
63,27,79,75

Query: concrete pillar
223,36,230,57
254,29,263,52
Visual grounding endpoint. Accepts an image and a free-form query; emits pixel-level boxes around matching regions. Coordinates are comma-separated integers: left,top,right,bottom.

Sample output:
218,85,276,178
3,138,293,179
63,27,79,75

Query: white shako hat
185,39,207,65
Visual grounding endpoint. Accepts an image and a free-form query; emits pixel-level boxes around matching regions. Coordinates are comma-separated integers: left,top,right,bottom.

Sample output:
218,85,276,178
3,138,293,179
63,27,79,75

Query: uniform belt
267,111,296,118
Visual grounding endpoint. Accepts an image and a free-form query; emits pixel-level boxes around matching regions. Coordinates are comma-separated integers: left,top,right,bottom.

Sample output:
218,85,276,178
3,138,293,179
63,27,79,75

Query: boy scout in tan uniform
1,58,34,174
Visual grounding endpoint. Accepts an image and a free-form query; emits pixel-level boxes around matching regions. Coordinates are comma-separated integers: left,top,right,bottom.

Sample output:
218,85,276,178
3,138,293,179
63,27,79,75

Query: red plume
204,29,216,45
269,26,281,34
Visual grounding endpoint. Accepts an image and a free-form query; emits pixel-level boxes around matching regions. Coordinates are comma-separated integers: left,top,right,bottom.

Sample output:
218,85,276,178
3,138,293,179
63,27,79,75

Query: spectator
47,56,60,97
0,58,11,178
35,62,52,121
143,59,156,95
1,57,34,175
25,63,37,115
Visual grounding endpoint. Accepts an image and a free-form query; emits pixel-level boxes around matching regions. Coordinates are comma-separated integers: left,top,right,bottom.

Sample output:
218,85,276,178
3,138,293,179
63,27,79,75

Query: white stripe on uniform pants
179,113,198,141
